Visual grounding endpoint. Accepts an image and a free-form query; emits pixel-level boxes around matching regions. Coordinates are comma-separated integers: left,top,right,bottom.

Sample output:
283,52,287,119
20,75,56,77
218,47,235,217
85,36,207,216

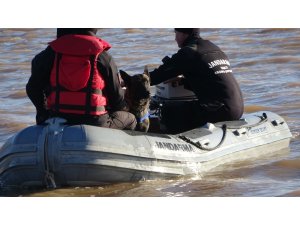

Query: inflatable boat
0,110,292,189
0,81,293,189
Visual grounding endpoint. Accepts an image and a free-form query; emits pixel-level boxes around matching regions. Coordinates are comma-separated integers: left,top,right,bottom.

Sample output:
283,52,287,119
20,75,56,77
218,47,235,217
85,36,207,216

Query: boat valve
271,120,284,126
233,128,247,136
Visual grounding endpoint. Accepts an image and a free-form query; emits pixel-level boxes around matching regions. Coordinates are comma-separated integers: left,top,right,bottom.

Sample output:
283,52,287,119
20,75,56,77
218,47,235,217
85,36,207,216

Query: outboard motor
150,76,198,132
154,75,196,100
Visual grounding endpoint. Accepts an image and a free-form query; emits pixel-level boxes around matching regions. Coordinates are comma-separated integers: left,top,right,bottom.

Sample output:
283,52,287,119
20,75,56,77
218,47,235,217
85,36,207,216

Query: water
0,28,300,197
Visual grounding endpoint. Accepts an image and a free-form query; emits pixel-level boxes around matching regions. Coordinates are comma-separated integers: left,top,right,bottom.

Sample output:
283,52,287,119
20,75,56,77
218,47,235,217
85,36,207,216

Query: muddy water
0,28,299,196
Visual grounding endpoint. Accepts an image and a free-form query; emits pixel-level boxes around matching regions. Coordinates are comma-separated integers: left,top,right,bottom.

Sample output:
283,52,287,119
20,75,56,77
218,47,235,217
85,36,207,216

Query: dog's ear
119,70,132,86
144,66,150,77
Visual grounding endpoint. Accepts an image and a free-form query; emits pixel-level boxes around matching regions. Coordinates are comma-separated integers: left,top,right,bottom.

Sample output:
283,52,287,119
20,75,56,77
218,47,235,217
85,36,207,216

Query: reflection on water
0,28,300,196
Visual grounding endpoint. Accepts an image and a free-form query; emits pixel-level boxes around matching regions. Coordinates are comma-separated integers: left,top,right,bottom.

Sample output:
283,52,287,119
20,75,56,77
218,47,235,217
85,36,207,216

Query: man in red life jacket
26,28,137,130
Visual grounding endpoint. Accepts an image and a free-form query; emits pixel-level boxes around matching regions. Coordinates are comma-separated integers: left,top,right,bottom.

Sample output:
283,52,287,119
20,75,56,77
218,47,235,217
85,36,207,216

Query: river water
0,28,299,197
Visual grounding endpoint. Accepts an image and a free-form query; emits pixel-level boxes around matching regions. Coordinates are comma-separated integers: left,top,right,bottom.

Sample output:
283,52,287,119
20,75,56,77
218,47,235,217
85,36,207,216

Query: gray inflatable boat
0,111,292,189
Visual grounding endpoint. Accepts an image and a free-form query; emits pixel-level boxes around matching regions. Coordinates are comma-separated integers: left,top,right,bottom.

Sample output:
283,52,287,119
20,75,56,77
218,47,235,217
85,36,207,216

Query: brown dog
119,67,151,132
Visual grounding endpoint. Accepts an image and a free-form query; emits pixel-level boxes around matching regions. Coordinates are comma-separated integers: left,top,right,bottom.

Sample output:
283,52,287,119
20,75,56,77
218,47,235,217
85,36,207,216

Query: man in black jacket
26,28,136,130
150,28,244,134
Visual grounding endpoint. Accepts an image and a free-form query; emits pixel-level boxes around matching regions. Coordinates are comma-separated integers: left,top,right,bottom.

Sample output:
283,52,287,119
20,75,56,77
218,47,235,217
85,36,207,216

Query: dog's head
120,67,151,102
119,67,151,132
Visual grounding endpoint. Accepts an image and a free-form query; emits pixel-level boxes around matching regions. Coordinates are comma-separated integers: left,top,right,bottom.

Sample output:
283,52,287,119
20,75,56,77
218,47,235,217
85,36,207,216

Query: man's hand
163,75,184,87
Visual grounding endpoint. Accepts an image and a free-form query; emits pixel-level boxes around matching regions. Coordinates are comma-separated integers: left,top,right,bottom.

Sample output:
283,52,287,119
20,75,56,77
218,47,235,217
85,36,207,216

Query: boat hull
0,111,292,188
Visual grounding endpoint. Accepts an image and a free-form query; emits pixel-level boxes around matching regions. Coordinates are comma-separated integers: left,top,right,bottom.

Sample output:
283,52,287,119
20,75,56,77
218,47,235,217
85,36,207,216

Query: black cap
174,28,200,36
56,28,98,38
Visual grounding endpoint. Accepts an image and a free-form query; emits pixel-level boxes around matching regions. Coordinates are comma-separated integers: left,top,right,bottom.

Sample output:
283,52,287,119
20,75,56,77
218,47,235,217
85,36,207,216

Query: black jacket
26,44,127,124
150,36,244,120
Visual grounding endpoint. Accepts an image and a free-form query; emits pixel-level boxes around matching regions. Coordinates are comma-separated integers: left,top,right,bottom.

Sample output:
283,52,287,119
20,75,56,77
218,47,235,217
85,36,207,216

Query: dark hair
174,28,200,36
56,28,98,38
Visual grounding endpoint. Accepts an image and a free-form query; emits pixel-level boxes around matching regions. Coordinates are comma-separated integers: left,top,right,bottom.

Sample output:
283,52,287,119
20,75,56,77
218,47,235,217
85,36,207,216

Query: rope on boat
43,127,57,189
179,124,227,151
178,112,268,151
217,112,268,129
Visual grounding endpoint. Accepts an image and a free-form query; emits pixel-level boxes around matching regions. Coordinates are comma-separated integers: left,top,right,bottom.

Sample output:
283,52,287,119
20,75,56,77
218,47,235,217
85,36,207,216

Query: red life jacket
47,34,111,116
